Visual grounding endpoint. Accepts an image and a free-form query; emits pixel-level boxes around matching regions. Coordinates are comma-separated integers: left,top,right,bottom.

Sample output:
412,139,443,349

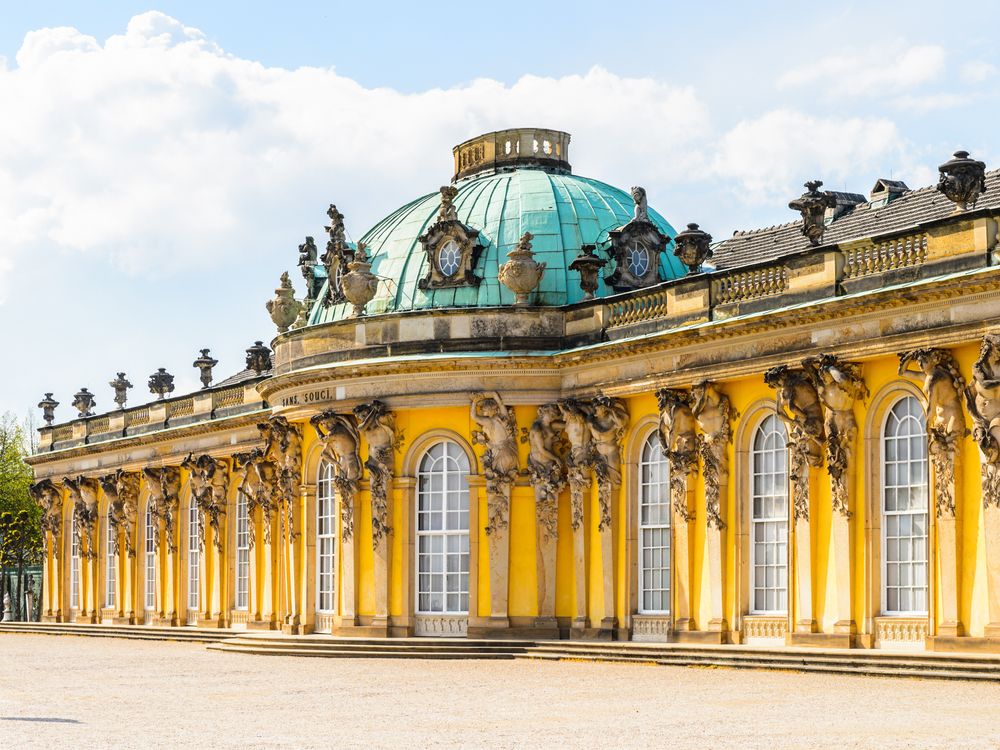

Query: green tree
0,414,39,620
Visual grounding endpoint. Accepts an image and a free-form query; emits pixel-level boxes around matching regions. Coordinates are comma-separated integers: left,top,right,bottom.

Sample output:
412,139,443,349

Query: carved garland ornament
557,398,594,531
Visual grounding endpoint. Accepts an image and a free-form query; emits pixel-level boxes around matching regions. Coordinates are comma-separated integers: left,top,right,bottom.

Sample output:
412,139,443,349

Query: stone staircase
0,621,230,644
208,634,531,660
5,622,1000,681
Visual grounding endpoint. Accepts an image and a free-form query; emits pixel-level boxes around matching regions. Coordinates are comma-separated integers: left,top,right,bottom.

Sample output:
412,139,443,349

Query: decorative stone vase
38,393,59,425
109,372,133,409
672,223,713,274
937,150,987,211
71,388,96,418
192,349,218,389
789,180,836,246
266,271,302,334
148,368,175,400
568,245,607,300
245,341,272,375
341,242,379,317
498,232,546,306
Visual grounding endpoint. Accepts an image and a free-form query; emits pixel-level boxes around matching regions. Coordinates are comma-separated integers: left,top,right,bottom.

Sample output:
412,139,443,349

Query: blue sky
1,2,998,425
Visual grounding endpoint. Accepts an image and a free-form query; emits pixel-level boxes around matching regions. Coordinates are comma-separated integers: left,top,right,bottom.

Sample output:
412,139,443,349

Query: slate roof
213,367,269,388
713,169,1000,270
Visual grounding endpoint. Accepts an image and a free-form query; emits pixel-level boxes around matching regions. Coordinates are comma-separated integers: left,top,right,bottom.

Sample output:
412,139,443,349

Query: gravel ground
0,635,998,749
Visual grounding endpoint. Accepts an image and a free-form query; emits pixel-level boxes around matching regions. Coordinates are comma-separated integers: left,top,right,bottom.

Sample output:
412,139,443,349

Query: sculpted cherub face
479,399,499,417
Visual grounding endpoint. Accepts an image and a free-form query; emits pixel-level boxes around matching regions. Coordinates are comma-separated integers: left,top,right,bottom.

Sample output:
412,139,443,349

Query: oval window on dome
627,240,651,278
438,240,462,277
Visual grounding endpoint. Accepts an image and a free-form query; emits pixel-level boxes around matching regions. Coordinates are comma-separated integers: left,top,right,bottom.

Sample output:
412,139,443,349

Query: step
209,644,516,660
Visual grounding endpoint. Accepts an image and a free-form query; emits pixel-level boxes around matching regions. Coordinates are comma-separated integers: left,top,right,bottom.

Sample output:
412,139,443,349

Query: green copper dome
310,134,682,324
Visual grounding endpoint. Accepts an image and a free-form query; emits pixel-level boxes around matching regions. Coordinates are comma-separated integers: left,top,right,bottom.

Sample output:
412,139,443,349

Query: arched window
416,441,470,615
638,432,670,614
235,490,250,611
70,515,80,611
882,396,928,615
750,414,788,614
187,502,199,612
105,516,116,609
316,461,336,613
144,504,155,611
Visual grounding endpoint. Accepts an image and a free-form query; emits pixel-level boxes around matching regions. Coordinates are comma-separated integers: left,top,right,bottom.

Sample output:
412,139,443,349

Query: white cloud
892,92,967,113
778,44,946,98
0,12,713,302
962,60,997,83
712,110,903,202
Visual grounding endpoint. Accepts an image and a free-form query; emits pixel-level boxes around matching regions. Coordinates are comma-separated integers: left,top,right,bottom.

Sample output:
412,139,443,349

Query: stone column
596,480,616,632
295,486,310,632
372,489,391,631
984,500,1000,638
484,494,511,627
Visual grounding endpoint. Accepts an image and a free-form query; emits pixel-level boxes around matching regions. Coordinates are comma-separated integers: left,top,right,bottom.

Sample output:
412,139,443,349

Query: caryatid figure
353,400,398,546
587,396,629,529
310,411,362,540
557,398,594,530
655,388,698,520
966,334,1000,506
900,348,968,517
802,355,868,516
470,391,519,535
690,381,736,530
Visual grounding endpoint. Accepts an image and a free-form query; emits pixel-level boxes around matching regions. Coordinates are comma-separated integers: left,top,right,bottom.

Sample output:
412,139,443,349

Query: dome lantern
452,128,571,182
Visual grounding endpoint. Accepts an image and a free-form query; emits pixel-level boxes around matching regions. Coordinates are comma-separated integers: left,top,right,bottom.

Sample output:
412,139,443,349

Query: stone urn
499,232,546,306
789,180,836,246
937,150,987,211
672,223,713,274
38,393,59,425
71,388,96,418
569,244,607,300
341,242,379,317
266,271,302,333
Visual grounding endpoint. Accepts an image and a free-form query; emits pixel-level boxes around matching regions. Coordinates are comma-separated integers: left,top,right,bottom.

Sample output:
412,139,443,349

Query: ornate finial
672,223,713,274
245,341,272,375
788,180,837,246
71,388,96,418
148,368,175,400
937,150,987,211
38,393,59,425
192,349,218,389
630,186,649,222
439,186,459,222
569,244,607,300
266,271,302,334
498,232,546,306
109,373,133,410
340,241,379,317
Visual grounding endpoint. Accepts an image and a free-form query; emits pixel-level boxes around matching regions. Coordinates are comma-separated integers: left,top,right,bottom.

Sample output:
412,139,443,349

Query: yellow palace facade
26,130,1000,652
